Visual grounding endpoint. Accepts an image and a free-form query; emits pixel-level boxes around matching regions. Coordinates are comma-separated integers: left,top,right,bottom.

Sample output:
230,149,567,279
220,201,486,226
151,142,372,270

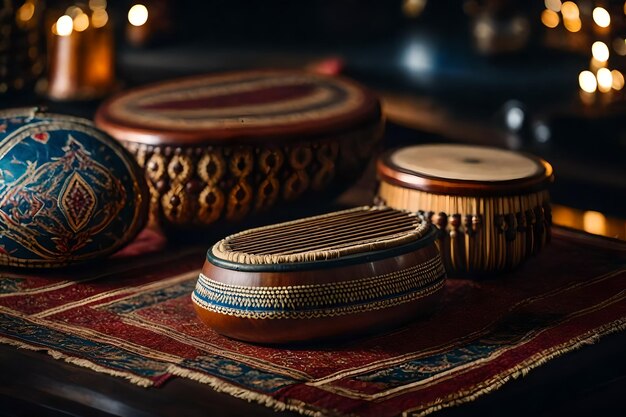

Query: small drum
377,144,554,277
0,108,148,268
192,206,445,344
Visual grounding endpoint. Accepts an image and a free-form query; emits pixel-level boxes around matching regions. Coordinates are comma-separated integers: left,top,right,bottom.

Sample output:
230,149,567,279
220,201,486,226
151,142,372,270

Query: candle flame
128,4,148,27
592,7,610,28
541,9,559,28
92,9,109,28
56,15,73,36
596,68,612,93
73,12,89,32
611,70,624,91
578,70,597,93
544,0,561,12
591,41,609,62
561,1,579,19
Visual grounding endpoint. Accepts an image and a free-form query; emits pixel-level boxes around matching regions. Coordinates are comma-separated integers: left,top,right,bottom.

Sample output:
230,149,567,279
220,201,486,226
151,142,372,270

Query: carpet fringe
0,335,154,387
1,315,623,417
167,364,329,417
405,316,626,417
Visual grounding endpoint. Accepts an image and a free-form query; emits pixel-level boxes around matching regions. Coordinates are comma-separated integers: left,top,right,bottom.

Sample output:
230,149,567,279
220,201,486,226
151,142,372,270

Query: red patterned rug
0,227,624,417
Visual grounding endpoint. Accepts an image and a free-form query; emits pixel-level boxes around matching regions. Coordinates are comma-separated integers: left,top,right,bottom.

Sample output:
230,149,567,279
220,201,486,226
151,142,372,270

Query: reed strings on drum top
378,183,552,275
213,206,430,265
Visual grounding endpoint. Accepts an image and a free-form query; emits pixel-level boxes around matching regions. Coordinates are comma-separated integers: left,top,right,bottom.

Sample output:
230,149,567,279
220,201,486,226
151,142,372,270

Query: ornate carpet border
0,335,157,387
404,317,626,417
1,316,623,417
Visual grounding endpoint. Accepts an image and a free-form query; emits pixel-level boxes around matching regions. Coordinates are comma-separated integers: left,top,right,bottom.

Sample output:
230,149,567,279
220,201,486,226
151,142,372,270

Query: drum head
95,70,380,145
392,144,542,181
378,144,553,196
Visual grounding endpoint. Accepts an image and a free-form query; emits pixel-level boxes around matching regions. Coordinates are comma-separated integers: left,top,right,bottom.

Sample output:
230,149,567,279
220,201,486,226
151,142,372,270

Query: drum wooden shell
192,206,445,344
377,144,554,277
95,70,383,232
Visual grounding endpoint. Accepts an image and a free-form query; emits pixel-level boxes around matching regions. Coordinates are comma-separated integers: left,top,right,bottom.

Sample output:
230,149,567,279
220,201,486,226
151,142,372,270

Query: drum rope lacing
211,206,430,265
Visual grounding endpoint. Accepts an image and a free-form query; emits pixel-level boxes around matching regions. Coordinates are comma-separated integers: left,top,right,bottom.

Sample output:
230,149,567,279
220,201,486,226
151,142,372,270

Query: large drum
95,70,383,233
377,144,554,277
192,206,445,344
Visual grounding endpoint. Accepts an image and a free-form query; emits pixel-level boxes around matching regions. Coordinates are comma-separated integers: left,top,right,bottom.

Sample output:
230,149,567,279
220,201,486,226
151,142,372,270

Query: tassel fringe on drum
378,183,552,276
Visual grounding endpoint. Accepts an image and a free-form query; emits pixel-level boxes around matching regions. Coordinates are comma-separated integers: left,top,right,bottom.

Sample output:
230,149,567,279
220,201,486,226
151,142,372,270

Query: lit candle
578,70,596,105
48,15,79,100
126,4,150,47
592,7,610,28
83,10,115,94
47,5,115,100
591,41,609,62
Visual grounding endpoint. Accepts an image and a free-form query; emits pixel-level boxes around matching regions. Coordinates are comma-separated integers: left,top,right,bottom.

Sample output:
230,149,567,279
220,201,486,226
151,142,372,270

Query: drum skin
95,70,384,232
377,144,553,197
0,108,149,268
192,222,445,344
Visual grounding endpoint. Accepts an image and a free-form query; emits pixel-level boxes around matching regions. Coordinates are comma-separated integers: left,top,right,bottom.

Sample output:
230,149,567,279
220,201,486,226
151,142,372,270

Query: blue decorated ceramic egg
0,108,149,268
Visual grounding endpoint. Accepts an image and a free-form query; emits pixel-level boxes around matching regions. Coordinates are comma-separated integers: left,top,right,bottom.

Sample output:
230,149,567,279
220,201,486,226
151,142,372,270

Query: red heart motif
31,132,50,143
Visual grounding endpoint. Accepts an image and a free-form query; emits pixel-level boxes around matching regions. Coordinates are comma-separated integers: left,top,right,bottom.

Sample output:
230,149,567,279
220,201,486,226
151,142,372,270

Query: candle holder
46,2,115,101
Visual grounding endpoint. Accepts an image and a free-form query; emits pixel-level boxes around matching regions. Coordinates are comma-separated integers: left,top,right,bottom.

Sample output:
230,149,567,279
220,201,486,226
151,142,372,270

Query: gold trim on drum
123,119,384,230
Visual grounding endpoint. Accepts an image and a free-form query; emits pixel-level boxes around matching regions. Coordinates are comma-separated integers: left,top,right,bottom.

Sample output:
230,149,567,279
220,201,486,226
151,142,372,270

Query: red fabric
0,228,624,417
139,84,317,111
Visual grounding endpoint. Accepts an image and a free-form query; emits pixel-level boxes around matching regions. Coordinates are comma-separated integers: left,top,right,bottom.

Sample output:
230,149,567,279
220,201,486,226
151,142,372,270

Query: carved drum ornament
95,70,384,231
0,109,149,268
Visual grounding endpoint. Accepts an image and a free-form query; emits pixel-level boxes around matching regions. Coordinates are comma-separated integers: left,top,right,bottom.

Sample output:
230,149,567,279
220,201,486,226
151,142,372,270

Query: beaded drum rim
193,254,445,321
377,144,554,197
95,70,382,146
207,206,436,272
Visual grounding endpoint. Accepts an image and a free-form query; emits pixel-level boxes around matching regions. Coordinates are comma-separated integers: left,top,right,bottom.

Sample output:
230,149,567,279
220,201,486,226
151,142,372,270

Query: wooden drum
192,206,445,344
377,144,554,277
95,70,383,232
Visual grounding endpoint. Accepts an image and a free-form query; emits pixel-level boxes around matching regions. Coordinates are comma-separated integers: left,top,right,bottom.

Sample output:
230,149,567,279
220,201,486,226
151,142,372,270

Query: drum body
95,70,383,233
0,108,148,268
377,144,554,277
192,206,445,344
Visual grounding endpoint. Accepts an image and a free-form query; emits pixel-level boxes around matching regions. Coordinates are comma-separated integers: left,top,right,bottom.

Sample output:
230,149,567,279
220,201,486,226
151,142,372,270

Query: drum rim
205,224,439,272
94,69,382,146
377,144,554,197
